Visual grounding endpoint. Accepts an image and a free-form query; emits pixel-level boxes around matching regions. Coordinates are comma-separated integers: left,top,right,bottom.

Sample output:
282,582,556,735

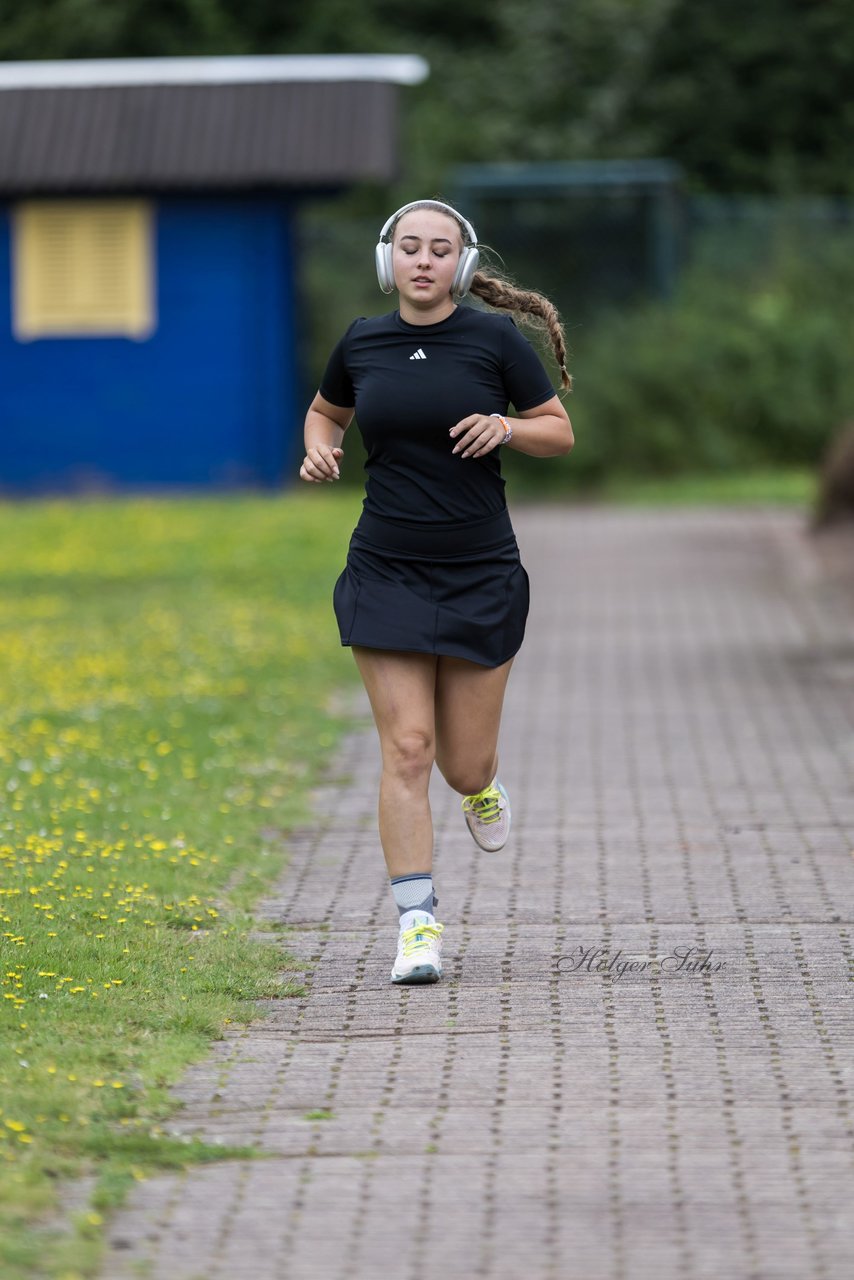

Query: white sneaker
462,778,511,851
390,910,445,984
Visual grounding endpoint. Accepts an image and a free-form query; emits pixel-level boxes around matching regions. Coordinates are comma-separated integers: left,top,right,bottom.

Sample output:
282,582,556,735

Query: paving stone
97,507,854,1280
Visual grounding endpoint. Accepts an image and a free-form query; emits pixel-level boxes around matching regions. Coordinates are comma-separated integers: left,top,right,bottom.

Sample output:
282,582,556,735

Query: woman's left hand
449,414,507,458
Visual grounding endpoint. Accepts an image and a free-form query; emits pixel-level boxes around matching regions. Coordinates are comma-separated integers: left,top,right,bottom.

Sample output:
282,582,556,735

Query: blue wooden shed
0,55,427,495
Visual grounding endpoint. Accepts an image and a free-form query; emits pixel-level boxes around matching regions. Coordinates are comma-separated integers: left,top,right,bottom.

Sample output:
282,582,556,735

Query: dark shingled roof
0,58,428,192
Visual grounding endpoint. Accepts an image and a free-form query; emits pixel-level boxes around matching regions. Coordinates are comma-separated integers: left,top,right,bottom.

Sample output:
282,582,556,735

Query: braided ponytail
469,270,572,393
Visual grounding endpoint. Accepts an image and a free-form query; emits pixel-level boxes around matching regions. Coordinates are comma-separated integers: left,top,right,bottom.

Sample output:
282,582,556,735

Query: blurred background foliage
4,0,853,490
2,0,851,196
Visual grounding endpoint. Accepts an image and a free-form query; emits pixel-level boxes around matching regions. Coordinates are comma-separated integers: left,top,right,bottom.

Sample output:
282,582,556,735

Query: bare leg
433,655,515,796
351,646,438,878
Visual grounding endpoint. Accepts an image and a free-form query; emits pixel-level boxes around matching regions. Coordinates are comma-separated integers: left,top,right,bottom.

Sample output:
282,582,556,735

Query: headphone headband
378,200,478,248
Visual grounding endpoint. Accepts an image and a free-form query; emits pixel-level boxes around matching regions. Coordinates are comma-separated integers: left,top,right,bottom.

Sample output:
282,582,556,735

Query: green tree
616,0,854,193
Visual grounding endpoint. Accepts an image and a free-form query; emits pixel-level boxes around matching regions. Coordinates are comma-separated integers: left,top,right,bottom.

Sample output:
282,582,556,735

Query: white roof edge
0,54,430,90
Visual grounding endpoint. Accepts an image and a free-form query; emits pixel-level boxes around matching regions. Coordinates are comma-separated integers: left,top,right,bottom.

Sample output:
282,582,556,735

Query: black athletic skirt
333,508,529,668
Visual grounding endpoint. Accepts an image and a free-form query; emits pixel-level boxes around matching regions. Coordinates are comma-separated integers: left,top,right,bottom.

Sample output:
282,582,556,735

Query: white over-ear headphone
375,200,480,299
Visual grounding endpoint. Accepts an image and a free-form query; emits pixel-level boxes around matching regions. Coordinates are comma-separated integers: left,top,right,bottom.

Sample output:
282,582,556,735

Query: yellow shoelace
461,784,503,825
400,920,444,956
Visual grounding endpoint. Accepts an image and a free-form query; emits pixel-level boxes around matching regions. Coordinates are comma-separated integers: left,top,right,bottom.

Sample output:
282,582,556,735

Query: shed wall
0,194,297,494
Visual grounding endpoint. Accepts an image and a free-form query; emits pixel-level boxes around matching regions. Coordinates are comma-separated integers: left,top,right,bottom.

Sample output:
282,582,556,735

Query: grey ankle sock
390,872,439,918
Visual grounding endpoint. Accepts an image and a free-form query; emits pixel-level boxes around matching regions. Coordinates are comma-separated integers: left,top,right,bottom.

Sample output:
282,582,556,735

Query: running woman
300,199,573,985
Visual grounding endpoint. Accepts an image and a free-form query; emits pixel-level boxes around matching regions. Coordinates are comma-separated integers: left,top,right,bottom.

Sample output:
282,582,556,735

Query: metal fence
451,160,854,325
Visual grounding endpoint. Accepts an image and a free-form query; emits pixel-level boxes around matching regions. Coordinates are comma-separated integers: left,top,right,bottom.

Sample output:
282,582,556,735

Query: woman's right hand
300,445,344,483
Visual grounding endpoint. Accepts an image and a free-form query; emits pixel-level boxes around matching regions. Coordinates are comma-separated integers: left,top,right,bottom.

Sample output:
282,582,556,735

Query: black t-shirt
318,305,555,523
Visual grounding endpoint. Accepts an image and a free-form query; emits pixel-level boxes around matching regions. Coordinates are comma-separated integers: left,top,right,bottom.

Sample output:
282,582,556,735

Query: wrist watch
490,413,513,445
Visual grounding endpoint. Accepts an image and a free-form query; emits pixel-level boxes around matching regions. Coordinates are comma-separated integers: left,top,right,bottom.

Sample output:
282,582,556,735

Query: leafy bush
553,228,854,486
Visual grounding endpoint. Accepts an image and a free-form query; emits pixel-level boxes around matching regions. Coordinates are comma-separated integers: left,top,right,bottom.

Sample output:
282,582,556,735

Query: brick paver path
99,506,854,1280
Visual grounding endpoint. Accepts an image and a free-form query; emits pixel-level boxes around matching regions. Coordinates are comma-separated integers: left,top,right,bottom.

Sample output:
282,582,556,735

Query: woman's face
391,209,463,306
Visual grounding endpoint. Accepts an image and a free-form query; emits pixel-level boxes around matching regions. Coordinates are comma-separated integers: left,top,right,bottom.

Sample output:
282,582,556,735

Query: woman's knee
436,752,495,797
382,727,435,787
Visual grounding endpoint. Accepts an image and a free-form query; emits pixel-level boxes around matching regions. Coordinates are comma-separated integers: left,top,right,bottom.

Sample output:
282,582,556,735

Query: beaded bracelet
490,413,513,445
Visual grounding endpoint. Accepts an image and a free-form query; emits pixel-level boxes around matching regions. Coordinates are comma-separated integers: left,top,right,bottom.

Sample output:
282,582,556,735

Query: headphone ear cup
375,241,395,294
452,247,480,298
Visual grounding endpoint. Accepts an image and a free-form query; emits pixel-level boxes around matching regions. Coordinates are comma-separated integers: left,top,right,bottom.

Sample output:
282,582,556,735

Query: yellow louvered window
12,200,156,340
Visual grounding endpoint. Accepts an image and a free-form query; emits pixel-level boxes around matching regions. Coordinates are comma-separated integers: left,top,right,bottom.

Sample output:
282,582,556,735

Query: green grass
0,472,816,1276
506,461,820,508
587,465,819,507
0,488,363,1279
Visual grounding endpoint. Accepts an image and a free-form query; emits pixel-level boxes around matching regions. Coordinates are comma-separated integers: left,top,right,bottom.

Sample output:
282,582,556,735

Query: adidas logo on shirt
409,348,427,361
